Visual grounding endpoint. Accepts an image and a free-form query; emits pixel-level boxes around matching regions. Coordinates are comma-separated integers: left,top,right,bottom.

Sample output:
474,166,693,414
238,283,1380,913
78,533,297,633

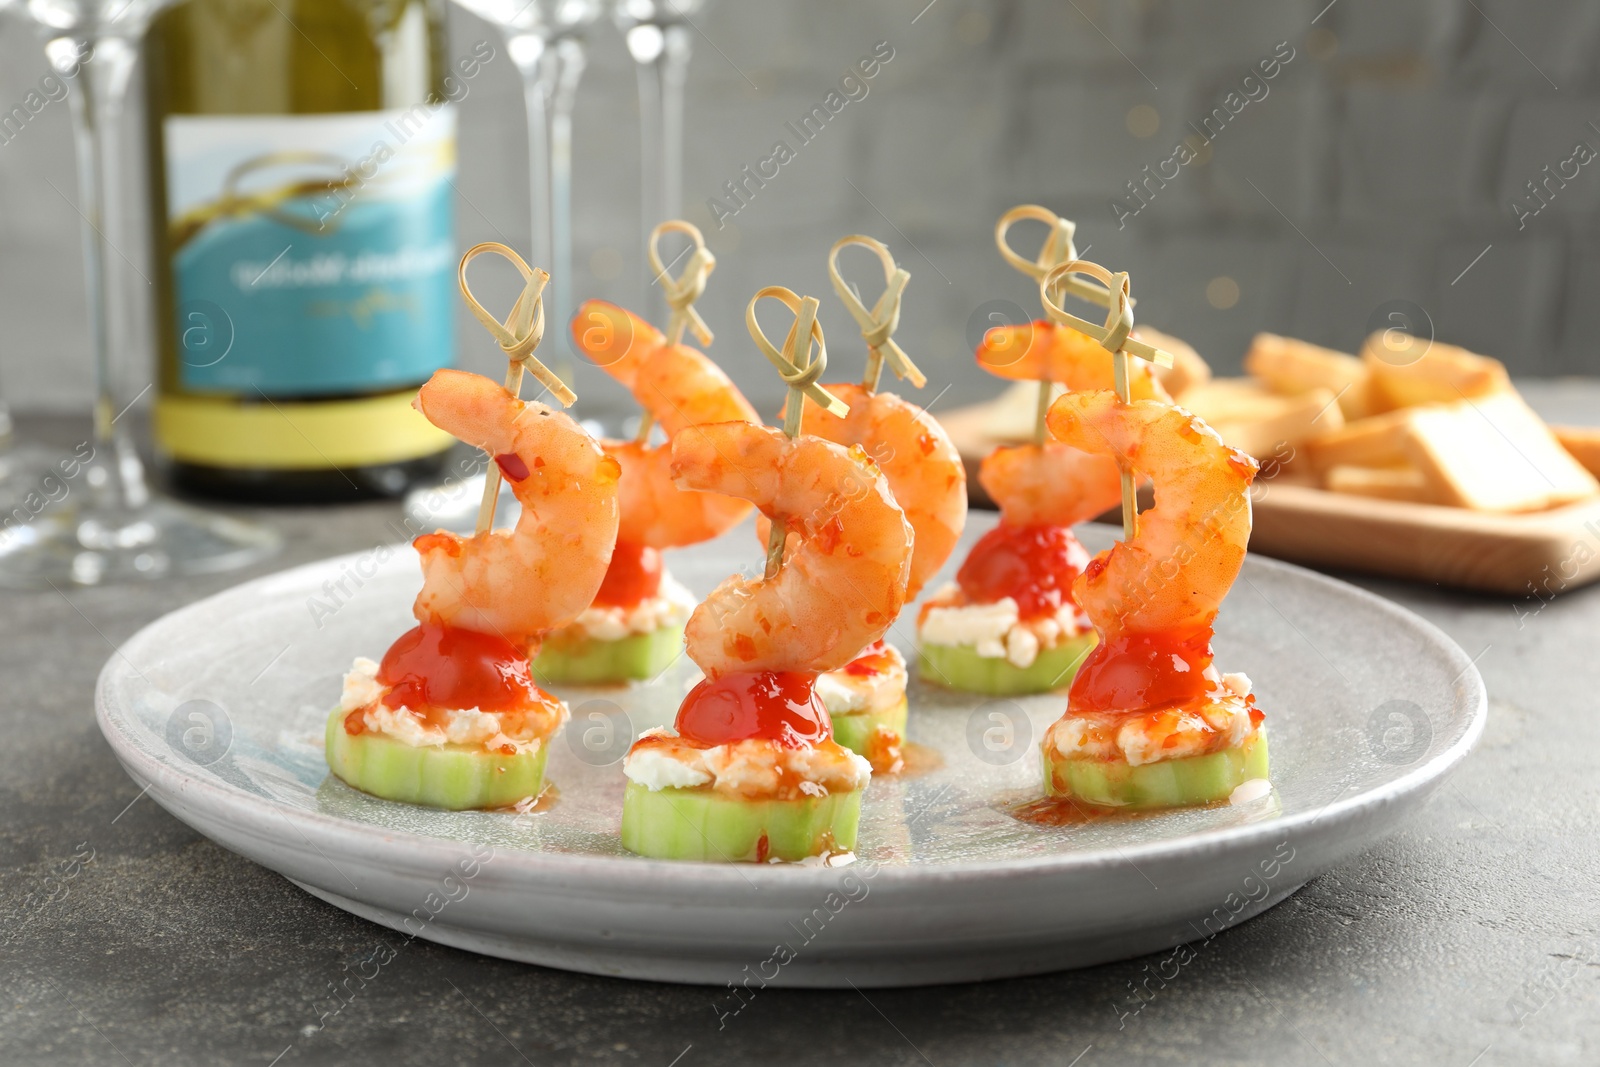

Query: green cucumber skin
620,781,862,862
918,632,1097,695
533,624,684,685
325,708,550,810
828,697,908,759
1043,730,1269,810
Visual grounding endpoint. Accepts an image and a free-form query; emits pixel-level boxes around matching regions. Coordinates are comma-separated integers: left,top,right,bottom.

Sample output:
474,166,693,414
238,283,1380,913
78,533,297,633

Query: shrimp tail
569,300,664,389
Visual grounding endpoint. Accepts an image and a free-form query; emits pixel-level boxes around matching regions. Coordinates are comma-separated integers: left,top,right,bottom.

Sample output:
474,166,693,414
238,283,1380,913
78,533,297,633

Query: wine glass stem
549,37,587,350
63,35,147,509
632,25,691,321
660,26,689,229
514,47,554,281
632,55,663,321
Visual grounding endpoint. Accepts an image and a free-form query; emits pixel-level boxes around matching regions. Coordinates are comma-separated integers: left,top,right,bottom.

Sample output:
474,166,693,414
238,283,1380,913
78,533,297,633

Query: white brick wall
1,0,1596,418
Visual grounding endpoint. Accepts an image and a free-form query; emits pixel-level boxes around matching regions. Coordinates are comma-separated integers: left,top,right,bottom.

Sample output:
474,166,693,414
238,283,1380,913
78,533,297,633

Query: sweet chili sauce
592,542,664,608
955,522,1091,618
842,639,895,677
676,671,832,749
344,624,546,735
1067,627,1215,715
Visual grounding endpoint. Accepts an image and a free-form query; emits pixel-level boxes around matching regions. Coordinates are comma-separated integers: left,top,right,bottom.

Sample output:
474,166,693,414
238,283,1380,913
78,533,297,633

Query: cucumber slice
918,632,1097,695
1043,729,1269,810
324,708,551,810
829,696,908,773
620,781,862,862
533,624,684,685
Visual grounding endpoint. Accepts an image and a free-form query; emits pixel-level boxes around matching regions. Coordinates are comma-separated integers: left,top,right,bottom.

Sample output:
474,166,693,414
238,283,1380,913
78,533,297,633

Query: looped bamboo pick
995,204,1077,280
827,234,924,392
632,221,716,444
995,203,1132,311
746,286,849,578
746,287,848,423
994,205,1130,444
1039,258,1175,539
648,220,716,347
457,241,571,535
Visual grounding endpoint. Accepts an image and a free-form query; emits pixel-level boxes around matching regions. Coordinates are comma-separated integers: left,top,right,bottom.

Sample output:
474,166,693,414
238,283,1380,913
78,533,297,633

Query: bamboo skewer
1038,259,1174,540
456,242,571,537
635,220,717,444
745,287,848,578
826,234,923,394
993,204,1127,444
649,219,716,348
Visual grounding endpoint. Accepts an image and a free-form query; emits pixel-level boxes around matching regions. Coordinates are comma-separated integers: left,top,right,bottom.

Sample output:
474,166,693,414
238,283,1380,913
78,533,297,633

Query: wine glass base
0,496,281,588
0,443,78,508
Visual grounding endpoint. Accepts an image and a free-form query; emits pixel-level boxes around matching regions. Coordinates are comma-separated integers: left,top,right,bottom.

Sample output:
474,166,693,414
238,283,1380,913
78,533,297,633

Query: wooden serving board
937,401,1600,597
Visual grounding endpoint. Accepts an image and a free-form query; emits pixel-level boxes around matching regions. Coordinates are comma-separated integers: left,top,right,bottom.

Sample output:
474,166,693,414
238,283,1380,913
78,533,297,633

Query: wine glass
612,0,706,322
0,0,279,587
0,2,96,513
413,0,603,534
0,308,75,521
450,0,602,354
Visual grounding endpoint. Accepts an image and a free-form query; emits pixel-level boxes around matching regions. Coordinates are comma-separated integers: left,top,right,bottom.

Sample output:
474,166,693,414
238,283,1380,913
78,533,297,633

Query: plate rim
96,527,1488,890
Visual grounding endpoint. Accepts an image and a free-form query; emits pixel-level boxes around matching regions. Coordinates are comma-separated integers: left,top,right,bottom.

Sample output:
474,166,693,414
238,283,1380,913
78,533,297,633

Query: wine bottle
144,0,461,501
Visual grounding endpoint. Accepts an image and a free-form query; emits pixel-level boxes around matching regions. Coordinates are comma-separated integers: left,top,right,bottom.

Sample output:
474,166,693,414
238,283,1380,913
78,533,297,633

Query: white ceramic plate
96,517,1485,987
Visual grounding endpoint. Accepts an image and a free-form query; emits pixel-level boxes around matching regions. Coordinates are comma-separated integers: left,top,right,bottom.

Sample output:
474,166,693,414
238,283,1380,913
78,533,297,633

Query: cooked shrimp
601,440,747,549
978,320,1170,400
975,313,1166,529
798,382,966,599
671,422,913,676
1046,389,1258,636
572,299,759,546
980,443,1123,528
410,368,621,646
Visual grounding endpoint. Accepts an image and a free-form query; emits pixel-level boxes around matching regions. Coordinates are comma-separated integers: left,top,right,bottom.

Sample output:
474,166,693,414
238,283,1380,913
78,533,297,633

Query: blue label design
165,110,457,397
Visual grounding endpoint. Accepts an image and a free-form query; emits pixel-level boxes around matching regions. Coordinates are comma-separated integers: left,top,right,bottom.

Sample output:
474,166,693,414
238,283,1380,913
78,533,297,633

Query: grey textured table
5,383,1599,1067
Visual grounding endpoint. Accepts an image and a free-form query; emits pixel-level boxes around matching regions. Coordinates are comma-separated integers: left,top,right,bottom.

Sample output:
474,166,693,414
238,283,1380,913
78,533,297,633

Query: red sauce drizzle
1068,627,1215,715
494,452,530,481
592,541,663,608
412,531,460,557
842,639,895,677
369,624,543,730
956,522,1090,619
676,671,832,749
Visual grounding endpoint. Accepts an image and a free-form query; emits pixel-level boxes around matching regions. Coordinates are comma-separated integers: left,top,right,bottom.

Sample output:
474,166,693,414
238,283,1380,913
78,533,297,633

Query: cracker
1402,392,1599,512
1244,332,1373,419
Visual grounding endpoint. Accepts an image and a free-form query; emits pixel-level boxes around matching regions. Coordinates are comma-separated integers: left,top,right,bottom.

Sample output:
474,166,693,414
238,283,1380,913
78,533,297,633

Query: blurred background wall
0,0,1594,420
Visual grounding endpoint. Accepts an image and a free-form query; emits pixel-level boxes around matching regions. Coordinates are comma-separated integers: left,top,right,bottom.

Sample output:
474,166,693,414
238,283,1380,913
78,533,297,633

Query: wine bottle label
163,107,457,397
